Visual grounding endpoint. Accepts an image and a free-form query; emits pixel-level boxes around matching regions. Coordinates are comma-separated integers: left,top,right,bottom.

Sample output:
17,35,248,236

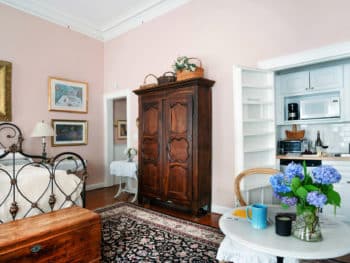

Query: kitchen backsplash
278,123,350,154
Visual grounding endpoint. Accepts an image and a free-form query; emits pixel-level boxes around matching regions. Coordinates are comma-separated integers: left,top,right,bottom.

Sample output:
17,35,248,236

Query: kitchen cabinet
342,64,350,122
233,66,277,176
321,160,350,223
310,65,342,91
279,71,309,95
276,65,343,124
134,78,214,215
278,65,343,96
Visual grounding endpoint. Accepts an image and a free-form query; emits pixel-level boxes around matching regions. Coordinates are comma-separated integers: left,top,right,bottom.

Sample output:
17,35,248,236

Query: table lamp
31,120,55,158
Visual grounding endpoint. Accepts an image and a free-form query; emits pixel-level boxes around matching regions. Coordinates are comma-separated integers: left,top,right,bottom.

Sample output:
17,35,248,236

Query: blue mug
246,204,268,229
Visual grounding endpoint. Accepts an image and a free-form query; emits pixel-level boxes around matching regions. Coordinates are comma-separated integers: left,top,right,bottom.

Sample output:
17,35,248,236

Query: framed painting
116,120,127,139
48,77,88,113
51,119,88,146
0,61,12,121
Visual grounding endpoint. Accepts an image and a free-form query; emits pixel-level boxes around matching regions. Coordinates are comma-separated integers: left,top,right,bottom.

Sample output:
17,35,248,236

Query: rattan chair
234,168,280,207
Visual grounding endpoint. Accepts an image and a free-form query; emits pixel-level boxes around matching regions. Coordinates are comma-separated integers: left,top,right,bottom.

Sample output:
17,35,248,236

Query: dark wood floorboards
86,185,220,228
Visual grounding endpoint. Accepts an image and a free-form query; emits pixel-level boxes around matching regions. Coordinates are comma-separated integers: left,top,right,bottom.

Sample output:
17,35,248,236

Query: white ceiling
0,0,190,41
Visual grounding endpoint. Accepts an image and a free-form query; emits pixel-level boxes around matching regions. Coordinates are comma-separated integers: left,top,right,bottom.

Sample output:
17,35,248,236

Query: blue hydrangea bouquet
270,161,341,241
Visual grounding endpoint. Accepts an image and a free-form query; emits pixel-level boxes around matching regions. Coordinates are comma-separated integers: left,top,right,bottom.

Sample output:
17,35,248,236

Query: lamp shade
31,121,55,137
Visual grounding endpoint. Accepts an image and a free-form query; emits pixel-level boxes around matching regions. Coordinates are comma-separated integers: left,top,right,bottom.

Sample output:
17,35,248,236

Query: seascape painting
49,77,88,113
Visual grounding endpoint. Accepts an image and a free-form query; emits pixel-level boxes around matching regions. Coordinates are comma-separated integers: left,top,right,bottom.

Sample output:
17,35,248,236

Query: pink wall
0,4,104,185
104,0,350,207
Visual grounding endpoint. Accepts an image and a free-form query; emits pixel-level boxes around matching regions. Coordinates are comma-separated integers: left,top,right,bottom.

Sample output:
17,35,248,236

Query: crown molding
0,0,103,40
258,41,350,70
102,0,190,41
0,0,190,42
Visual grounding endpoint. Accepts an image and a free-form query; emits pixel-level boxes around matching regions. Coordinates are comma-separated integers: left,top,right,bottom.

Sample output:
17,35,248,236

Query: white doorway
113,98,127,161
103,90,132,187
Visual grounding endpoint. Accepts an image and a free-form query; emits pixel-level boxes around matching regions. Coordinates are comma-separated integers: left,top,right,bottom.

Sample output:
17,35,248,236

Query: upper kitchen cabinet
309,65,343,91
278,65,343,96
279,71,309,95
233,66,276,176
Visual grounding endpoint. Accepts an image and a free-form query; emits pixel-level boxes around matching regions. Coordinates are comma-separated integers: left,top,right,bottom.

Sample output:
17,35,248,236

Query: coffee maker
288,103,299,120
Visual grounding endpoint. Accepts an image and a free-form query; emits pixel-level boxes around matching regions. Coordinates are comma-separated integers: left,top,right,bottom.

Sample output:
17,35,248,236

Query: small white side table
109,160,138,202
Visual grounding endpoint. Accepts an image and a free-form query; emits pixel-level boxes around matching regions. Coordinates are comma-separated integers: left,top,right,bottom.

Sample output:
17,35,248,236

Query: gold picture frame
0,61,12,121
51,119,88,146
48,77,88,113
117,120,127,140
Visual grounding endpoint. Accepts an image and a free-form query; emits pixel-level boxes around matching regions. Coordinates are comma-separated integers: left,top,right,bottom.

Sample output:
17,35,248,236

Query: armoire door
163,94,193,203
139,98,163,199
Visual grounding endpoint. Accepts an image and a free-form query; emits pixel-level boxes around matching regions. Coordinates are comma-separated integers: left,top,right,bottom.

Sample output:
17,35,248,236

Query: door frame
103,89,132,187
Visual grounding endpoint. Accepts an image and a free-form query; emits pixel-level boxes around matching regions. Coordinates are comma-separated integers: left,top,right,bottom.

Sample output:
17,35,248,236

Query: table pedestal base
114,176,138,202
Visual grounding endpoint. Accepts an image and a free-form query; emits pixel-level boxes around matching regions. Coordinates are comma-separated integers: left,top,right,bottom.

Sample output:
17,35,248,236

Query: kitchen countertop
276,154,350,161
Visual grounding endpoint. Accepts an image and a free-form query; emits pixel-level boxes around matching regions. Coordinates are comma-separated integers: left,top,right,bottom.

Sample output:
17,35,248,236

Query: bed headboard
0,122,88,223
0,122,24,153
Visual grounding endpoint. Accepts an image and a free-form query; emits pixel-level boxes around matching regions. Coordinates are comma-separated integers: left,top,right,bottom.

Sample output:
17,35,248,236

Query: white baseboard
86,182,107,191
211,204,232,215
84,185,233,215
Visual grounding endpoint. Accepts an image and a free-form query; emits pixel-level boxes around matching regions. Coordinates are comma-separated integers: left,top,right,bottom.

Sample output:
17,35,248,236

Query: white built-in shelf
244,118,274,123
243,101,273,105
244,163,277,169
242,85,273,89
244,147,275,153
244,131,274,137
278,118,342,126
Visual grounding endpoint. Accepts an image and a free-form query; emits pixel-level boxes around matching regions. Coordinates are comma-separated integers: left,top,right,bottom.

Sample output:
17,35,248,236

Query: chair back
234,168,280,207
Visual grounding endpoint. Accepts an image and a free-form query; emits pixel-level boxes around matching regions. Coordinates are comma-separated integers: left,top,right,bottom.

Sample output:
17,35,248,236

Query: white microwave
300,96,340,120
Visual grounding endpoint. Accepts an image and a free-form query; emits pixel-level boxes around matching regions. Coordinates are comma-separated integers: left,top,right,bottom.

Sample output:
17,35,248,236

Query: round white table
219,206,350,262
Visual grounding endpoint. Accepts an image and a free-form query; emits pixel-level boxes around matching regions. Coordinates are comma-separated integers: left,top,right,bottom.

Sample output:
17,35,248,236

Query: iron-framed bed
0,122,87,223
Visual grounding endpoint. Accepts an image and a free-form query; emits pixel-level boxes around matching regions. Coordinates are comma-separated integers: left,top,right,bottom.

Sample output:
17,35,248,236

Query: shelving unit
277,118,342,126
244,131,274,137
233,66,276,176
243,119,274,123
244,147,275,153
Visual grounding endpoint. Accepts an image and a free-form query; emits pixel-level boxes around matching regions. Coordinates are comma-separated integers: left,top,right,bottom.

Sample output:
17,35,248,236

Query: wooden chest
0,206,101,262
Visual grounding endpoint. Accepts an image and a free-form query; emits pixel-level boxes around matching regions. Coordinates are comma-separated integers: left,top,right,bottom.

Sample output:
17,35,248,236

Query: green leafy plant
173,56,197,72
270,161,341,215
270,161,341,240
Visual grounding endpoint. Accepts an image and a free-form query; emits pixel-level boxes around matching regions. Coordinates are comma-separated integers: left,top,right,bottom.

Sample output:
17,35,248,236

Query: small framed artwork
52,119,88,146
48,77,88,113
117,120,127,139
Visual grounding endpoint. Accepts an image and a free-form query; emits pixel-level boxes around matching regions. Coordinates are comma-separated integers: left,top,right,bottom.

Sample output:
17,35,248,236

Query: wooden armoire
134,78,214,214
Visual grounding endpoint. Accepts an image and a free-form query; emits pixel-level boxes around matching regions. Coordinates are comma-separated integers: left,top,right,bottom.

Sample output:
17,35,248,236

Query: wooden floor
85,186,221,228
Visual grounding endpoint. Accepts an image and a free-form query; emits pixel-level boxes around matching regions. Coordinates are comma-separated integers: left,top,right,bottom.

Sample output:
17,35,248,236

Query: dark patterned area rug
96,202,224,262
96,202,350,263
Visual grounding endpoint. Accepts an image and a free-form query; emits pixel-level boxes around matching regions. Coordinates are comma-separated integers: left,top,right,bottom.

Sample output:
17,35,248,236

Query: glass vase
292,210,322,242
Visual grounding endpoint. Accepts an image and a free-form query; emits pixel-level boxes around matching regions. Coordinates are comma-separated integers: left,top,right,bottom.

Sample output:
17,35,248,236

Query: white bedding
0,164,83,223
